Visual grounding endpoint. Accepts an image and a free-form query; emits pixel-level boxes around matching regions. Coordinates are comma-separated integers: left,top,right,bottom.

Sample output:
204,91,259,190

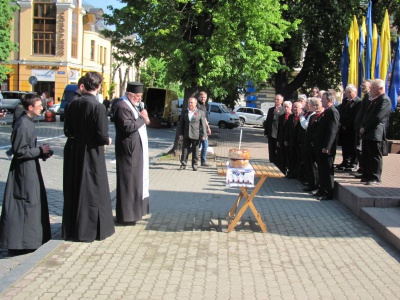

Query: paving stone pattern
0,124,400,299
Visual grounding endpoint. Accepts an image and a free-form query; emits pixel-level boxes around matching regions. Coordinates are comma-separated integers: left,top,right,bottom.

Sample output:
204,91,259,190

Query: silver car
1,91,28,113
233,107,266,126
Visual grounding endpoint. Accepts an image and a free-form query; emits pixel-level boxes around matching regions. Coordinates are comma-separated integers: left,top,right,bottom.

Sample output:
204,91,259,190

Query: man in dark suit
178,97,208,171
353,80,371,178
286,101,305,179
359,79,391,185
276,101,292,175
313,91,339,200
337,84,361,171
264,94,284,166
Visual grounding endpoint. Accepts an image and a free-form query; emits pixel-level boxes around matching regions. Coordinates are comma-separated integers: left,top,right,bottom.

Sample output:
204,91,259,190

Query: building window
99,46,103,64
90,40,95,60
103,48,107,65
71,0,79,58
33,0,56,55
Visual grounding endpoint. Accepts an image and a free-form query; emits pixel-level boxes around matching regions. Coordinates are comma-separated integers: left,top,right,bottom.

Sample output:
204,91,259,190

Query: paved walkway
1,125,400,299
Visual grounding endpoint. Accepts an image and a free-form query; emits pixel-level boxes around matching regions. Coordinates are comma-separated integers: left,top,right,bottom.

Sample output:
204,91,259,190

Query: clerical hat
126,82,143,93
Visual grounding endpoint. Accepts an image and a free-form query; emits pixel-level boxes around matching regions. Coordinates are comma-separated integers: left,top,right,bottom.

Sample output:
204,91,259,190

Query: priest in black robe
62,72,115,241
114,82,150,225
0,94,52,252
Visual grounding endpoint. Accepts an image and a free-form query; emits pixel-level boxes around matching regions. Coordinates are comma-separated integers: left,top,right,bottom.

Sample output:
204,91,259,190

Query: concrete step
335,182,400,252
359,207,400,251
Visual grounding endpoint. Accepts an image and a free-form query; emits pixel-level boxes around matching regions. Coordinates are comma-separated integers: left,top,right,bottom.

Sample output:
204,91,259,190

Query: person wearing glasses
0,94,52,254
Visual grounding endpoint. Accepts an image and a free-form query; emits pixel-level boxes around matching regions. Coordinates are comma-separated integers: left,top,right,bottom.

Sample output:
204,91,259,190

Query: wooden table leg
227,176,267,233
228,188,249,219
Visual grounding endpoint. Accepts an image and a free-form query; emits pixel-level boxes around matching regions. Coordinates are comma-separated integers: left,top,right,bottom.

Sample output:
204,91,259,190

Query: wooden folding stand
217,162,284,233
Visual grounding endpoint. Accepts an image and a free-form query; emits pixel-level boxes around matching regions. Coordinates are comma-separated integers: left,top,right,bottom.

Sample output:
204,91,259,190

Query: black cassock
0,114,51,250
114,98,149,223
62,93,115,242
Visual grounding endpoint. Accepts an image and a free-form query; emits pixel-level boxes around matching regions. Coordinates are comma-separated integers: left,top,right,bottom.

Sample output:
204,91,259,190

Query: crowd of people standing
264,78,392,200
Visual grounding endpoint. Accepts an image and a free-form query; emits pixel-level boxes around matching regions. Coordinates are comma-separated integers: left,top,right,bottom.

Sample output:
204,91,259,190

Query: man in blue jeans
197,91,212,167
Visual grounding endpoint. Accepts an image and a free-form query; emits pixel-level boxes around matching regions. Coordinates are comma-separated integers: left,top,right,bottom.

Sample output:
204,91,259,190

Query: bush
387,105,400,140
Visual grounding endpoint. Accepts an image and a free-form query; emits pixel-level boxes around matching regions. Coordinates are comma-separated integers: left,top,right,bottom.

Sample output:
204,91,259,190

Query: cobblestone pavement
0,123,400,299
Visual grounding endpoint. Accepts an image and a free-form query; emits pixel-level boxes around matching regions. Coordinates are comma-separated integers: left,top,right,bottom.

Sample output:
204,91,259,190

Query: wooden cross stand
217,161,284,233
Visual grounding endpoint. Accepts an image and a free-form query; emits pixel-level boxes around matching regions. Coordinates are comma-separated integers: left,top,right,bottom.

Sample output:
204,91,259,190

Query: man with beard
114,82,150,225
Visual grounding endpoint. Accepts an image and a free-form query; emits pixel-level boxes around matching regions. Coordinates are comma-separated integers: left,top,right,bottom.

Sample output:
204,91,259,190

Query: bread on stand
229,148,250,168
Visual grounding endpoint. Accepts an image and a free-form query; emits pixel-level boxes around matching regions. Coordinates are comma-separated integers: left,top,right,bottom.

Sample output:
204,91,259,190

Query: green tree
272,0,400,99
140,57,167,88
140,56,184,97
0,0,18,82
102,0,298,104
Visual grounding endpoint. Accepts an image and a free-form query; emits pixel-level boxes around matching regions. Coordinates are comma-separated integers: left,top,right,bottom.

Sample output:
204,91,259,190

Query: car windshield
2,92,20,99
220,104,230,113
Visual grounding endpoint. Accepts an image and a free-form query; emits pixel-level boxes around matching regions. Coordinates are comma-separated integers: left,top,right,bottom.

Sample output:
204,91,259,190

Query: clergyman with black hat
114,82,150,225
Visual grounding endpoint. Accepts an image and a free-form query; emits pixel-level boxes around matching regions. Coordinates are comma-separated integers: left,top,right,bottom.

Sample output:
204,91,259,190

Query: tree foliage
273,0,400,100
0,0,18,82
102,0,298,104
140,57,184,98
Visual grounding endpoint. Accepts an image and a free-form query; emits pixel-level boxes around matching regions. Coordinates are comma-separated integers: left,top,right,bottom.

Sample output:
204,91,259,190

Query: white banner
31,69,56,82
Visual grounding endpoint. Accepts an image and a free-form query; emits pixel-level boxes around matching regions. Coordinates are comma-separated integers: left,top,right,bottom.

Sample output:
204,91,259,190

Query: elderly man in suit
337,84,361,171
359,79,391,185
178,97,208,171
313,91,340,200
264,94,284,166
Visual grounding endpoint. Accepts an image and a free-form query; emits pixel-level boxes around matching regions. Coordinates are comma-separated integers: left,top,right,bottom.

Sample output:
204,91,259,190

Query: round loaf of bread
229,159,249,168
229,148,250,160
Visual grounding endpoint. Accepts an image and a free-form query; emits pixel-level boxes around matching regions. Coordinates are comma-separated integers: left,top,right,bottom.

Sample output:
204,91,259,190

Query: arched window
71,0,79,58
33,0,56,55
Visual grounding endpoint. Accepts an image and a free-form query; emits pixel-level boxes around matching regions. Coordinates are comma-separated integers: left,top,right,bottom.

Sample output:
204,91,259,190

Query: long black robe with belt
0,114,51,250
114,99,149,223
62,93,115,242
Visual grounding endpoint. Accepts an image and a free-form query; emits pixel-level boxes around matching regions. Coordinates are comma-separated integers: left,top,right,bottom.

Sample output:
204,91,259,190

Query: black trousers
181,138,200,167
354,131,364,173
362,139,382,182
317,151,335,197
268,136,279,166
341,129,358,167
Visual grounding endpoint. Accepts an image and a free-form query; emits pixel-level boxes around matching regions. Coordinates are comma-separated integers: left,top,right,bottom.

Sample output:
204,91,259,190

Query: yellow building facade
6,0,112,103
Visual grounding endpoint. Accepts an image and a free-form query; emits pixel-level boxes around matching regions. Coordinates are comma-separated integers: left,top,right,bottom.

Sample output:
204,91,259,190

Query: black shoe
193,166,198,171
286,174,296,179
360,178,368,183
201,162,212,167
345,167,358,172
180,165,186,170
335,164,346,170
312,190,324,197
354,174,365,179
365,180,381,185
319,195,333,201
303,186,316,192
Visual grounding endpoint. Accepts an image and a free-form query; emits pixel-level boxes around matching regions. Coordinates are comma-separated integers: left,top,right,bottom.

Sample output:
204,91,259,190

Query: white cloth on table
225,161,255,188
